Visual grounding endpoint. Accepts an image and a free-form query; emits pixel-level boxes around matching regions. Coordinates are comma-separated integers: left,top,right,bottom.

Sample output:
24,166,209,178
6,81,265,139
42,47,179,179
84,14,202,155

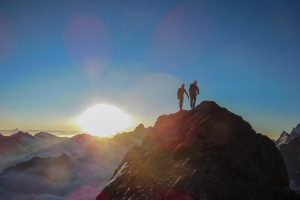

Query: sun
76,104,133,137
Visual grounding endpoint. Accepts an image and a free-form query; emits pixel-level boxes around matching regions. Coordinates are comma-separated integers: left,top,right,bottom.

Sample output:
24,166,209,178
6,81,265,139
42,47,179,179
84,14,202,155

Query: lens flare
76,104,133,137
65,16,113,79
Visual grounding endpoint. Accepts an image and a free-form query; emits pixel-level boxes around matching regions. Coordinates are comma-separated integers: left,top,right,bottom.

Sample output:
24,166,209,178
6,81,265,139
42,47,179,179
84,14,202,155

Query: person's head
194,80,197,85
181,84,185,88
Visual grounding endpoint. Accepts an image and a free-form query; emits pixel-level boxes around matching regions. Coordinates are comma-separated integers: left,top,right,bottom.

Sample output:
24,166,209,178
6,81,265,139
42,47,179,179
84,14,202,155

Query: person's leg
193,96,197,108
179,98,183,111
193,97,196,108
190,96,195,109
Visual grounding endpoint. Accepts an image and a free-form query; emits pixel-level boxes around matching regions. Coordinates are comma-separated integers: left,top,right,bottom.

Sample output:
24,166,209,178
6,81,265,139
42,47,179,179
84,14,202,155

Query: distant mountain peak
280,131,290,137
276,131,292,147
11,131,33,139
71,133,93,143
12,128,19,132
291,124,300,135
276,123,300,147
34,132,56,139
134,124,145,132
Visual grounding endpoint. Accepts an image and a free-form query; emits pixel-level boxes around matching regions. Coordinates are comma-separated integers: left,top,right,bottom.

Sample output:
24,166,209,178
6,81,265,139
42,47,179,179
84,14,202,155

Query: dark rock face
280,137,300,193
97,101,298,200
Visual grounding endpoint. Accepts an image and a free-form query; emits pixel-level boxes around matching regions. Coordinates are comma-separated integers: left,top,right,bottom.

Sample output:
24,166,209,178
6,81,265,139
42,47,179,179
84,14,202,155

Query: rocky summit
97,101,299,200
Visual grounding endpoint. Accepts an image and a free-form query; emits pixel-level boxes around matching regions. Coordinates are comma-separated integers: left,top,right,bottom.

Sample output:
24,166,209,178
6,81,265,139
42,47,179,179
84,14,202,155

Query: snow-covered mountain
0,124,150,200
275,123,300,147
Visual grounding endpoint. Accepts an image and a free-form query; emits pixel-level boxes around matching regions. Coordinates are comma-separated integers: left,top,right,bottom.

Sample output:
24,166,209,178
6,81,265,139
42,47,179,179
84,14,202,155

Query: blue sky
0,0,299,138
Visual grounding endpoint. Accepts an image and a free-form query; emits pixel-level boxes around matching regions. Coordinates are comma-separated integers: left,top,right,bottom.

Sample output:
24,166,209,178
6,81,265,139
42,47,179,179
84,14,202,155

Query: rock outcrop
97,101,298,200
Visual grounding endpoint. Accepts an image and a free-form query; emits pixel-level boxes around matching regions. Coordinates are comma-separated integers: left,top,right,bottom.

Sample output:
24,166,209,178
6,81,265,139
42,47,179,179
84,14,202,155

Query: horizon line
0,130,81,132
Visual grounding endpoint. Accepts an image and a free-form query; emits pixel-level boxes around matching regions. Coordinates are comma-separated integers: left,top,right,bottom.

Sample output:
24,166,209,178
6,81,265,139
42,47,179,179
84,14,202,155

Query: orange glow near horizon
76,104,133,137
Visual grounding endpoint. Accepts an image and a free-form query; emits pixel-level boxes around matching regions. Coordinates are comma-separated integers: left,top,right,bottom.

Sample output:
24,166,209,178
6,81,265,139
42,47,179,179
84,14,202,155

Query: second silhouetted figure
189,80,200,109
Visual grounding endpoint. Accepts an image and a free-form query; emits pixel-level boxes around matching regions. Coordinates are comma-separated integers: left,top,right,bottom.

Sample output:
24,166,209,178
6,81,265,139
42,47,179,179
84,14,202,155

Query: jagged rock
275,124,300,147
97,101,299,200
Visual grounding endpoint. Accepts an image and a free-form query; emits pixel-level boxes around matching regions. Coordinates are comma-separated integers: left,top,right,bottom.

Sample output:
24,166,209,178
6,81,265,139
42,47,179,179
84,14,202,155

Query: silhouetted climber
177,84,189,111
189,80,199,109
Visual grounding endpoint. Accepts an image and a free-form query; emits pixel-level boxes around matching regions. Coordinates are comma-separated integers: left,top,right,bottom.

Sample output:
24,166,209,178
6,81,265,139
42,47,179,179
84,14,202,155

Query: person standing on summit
177,84,189,111
189,80,200,109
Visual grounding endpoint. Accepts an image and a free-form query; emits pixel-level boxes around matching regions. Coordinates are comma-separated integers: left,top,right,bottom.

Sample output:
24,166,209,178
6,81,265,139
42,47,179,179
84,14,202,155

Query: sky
0,0,299,138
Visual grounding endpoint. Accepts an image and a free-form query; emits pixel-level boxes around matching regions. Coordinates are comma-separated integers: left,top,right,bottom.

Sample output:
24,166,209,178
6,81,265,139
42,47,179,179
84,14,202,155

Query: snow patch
108,162,128,185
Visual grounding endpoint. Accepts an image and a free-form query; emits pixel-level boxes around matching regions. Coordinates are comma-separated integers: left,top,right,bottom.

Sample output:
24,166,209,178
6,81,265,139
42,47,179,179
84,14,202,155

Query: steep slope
97,101,298,200
35,131,61,140
291,124,300,137
280,137,300,193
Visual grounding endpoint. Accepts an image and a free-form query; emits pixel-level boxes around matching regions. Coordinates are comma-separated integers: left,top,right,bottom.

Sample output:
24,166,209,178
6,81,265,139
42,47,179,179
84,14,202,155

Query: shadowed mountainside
280,137,300,193
97,101,299,200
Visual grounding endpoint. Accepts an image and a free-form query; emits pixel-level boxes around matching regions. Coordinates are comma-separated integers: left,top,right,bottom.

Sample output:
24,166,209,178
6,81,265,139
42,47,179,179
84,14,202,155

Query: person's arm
185,90,189,99
197,86,200,95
